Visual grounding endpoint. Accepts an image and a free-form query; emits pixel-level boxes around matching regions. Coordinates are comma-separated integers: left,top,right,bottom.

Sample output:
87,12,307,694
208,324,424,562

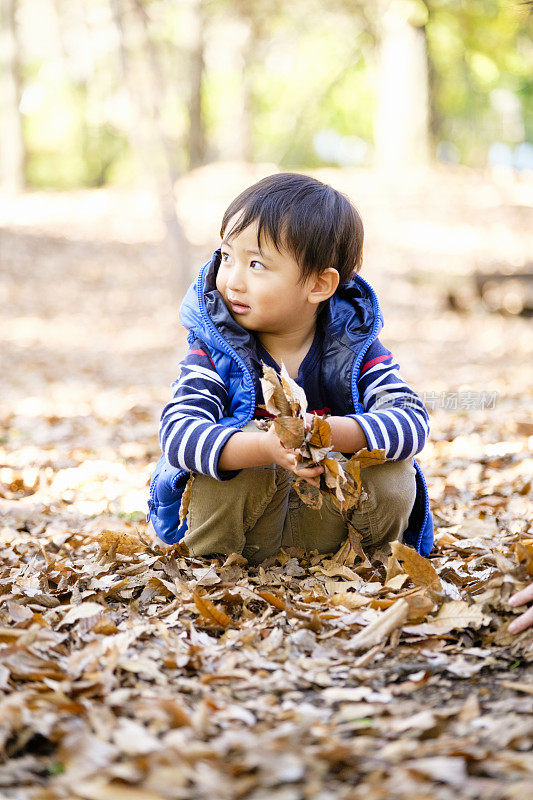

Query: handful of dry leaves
260,363,386,513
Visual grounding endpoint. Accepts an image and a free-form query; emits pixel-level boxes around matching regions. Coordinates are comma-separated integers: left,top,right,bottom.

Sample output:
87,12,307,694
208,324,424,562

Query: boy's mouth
228,299,251,315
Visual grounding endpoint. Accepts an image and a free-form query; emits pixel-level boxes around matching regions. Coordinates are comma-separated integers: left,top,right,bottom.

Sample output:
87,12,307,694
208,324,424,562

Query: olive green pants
183,457,417,566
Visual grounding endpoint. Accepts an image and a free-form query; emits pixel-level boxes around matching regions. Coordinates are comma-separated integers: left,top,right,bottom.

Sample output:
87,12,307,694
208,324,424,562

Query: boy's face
216,217,317,337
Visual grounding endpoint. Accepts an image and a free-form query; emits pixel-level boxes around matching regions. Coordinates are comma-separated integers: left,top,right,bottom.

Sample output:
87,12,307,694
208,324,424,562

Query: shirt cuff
347,413,388,456
212,428,242,481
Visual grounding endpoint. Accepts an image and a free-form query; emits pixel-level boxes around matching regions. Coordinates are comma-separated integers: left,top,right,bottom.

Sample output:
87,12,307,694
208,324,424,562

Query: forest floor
0,163,532,800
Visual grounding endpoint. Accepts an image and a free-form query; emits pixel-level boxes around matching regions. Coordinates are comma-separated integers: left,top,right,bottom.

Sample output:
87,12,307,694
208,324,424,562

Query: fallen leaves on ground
0,493,531,800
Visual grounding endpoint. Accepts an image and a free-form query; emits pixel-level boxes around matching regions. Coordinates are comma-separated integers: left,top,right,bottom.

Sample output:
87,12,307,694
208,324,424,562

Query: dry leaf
354,448,387,469
221,553,248,567
459,693,481,722
404,600,491,635
260,365,292,416
65,779,164,800
330,537,358,566
273,416,305,448
98,530,146,555
58,602,106,628
434,599,491,630
193,591,232,627
329,592,368,609
347,523,372,567
257,591,286,611
385,554,404,583
7,601,33,623
310,560,362,580
91,618,119,635
293,478,323,509
391,540,442,591
279,362,308,416
406,757,467,787
342,458,363,511
323,458,346,502
500,681,533,696
513,539,533,576
385,573,409,590
404,591,437,622
179,474,194,524
344,599,409,651
308,444,333,464
308,415,332,448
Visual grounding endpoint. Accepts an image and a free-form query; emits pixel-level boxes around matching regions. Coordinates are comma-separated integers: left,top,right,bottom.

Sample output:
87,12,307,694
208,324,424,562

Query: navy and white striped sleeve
159,340,239,479
348,340,430,461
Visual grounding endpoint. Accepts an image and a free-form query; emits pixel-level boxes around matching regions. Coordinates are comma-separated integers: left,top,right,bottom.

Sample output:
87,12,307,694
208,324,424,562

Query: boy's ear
307,268,340,305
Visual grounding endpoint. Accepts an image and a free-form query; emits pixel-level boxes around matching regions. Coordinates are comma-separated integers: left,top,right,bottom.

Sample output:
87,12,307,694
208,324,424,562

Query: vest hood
179,249,384,402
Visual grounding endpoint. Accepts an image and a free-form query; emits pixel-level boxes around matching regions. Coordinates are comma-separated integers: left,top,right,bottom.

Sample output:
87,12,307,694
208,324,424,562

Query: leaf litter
1,371,531,800
1,171,533,799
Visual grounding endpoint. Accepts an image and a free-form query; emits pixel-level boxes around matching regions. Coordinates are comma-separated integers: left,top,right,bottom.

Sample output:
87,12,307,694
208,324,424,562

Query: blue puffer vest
147,250,434,556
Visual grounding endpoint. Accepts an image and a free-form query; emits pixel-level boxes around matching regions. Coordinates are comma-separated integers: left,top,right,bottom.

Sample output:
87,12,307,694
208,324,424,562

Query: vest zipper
195,261,256,428
350,274,384,407
413,461,431,551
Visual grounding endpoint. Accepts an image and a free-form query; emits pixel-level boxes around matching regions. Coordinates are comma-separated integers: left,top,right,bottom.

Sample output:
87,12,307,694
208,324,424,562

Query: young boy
148,173,433,564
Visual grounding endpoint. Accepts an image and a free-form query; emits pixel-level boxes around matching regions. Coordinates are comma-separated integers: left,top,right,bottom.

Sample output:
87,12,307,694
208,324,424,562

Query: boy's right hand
262,423,324,487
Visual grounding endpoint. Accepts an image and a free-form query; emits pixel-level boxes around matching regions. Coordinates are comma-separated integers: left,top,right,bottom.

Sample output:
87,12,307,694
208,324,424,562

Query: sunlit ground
0,161,531,525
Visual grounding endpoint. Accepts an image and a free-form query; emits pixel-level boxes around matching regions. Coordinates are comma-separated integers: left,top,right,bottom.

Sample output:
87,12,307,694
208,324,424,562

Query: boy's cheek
215,277,226,298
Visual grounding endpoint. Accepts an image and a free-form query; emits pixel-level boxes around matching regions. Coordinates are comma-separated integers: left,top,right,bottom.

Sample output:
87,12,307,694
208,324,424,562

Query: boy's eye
250,260,266,271
220,251,231,263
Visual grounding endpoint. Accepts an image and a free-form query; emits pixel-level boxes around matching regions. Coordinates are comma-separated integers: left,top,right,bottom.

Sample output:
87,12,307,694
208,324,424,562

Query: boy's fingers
508,605,533,634
509,583,533,607
295,465,323,477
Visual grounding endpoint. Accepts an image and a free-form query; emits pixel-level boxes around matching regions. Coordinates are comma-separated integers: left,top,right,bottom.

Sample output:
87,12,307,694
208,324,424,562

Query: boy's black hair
220,172,364,285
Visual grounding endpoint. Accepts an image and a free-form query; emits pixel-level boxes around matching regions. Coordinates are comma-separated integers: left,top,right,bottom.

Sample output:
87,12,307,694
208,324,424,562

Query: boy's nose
226,265,246,292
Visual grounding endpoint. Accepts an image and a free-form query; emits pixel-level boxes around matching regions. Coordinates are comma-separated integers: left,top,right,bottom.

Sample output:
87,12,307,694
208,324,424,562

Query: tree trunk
374,0,430,173
187,0,207,169
239,16,260,164
111,0,191,294
0,0,25,194
214,17,253,162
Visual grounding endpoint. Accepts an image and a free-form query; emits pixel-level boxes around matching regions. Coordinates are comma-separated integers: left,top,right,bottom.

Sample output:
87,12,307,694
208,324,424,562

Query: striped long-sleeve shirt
351,342,430,462
159,337,430,480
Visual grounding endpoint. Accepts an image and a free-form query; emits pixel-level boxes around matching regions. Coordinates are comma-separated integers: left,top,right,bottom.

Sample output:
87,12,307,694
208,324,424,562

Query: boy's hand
508,582,533,634
262,423,323,486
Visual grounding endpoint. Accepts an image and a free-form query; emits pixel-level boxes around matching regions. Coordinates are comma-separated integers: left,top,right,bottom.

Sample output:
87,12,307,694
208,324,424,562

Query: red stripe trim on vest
361,354,391,373
189,349,216,367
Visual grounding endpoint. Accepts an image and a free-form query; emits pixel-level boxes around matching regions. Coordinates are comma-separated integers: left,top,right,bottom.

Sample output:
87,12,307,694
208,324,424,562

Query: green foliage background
5,0,533,188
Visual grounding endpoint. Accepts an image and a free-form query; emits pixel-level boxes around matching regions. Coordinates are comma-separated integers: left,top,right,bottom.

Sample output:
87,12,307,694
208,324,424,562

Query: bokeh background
2,0,533,188
0,0,532,519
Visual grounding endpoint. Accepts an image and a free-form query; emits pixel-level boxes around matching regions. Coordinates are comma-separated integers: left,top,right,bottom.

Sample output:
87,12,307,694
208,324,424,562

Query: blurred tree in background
0,0,532,193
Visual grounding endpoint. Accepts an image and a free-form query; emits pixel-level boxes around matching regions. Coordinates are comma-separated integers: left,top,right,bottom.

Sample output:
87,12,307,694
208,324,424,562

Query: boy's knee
356,458,417,549
362,458,416,514
184,465,290,561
